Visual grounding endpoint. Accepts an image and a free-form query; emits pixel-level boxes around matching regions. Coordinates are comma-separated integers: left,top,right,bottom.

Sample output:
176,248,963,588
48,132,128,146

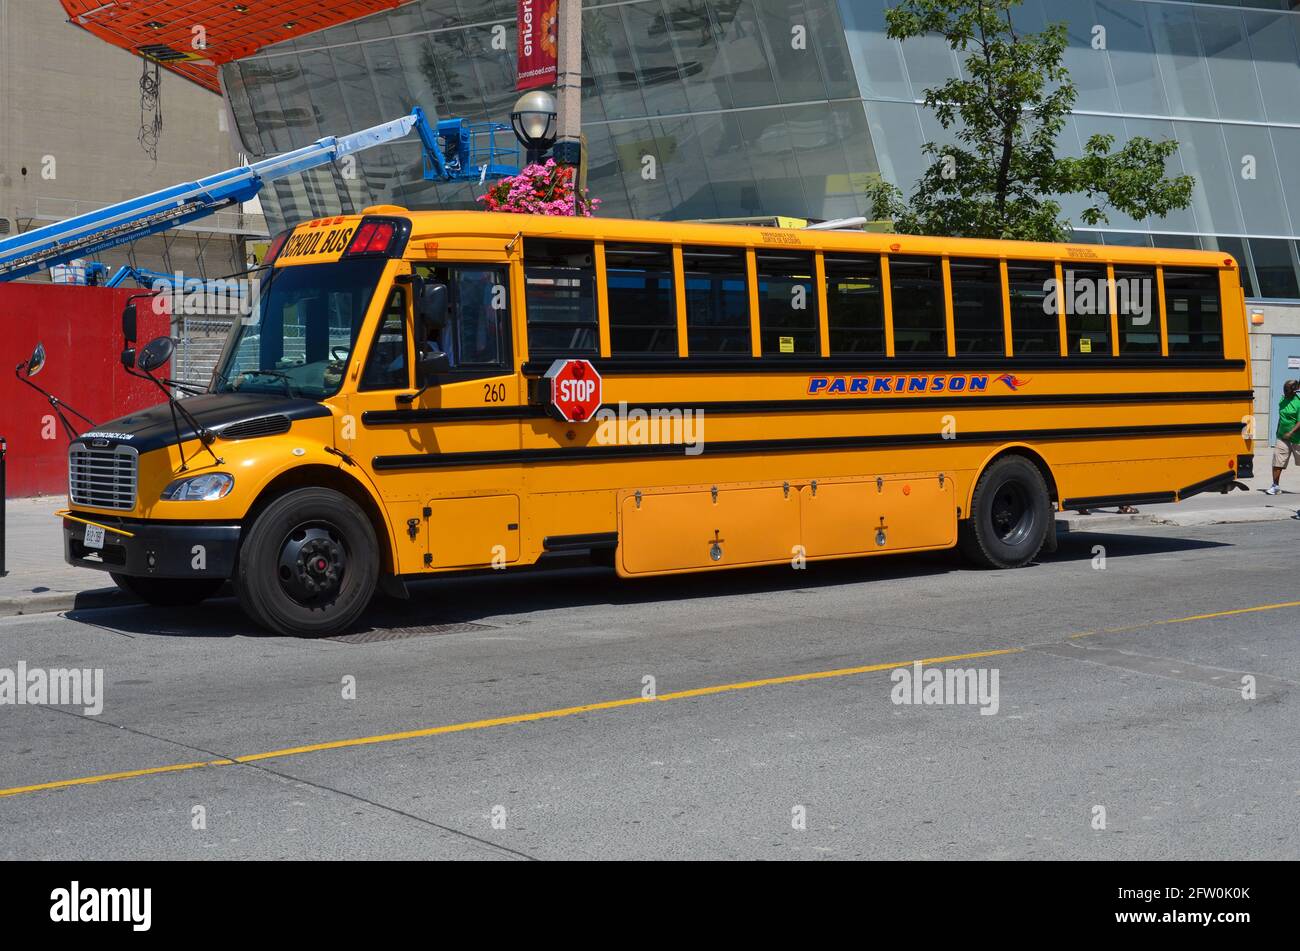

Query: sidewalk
0,451,1292,619
0,495,134,617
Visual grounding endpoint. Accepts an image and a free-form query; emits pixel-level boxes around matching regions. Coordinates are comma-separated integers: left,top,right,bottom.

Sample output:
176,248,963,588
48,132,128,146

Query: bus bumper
62,513,240,579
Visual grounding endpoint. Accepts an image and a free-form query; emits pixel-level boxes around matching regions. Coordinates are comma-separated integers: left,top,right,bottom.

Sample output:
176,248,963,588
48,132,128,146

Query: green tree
865,0,1193,241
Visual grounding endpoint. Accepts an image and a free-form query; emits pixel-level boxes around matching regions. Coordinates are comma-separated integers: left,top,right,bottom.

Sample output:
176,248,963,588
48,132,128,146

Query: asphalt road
1,519,1297,861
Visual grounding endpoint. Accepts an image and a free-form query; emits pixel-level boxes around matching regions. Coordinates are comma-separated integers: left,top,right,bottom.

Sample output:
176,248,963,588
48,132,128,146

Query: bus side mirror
414,283,450,385
24,343,46,378
137,336,176,374
416,283,448,332
120,302,139,369
417,348,451,380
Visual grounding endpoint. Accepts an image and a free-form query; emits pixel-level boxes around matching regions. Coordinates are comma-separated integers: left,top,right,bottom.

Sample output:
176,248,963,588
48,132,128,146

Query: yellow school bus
60,208,1253,635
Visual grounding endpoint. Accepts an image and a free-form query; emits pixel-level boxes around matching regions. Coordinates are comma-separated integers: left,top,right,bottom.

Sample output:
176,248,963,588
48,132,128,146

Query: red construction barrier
0,284,171,498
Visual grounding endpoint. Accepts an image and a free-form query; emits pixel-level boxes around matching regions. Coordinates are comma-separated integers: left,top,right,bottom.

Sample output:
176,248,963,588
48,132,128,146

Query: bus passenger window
756,251,818,356
949,258,1003,353
682,247,750,356
359,288,409,390
1061,264,1111,357
824,255,884,354
414,264,511,372
1163,268,1222,356
888,256,946,353
1006,261,1059,354
1114,265,1159,354
605,243,676,356
525,238,598,357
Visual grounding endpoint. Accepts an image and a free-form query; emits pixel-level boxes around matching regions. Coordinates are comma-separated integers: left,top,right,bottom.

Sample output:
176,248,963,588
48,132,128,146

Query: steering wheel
330,347,349,363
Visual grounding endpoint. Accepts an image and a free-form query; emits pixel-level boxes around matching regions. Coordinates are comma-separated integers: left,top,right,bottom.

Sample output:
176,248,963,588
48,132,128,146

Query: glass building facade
222,0,1300,299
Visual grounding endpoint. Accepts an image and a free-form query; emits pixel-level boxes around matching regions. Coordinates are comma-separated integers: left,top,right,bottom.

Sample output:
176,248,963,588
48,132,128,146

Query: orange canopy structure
59,0,409,93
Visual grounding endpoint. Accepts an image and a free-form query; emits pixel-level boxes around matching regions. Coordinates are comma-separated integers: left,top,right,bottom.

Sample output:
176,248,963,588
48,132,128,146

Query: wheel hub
277,525,347,604
990,480,1031,543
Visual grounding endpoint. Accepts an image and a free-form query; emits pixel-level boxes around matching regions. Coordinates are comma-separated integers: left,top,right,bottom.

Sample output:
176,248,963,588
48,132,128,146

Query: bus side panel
618,483,800,574
616,474,957,576
1038,435,1245,507
1220,266,1250,363
801,474,955,556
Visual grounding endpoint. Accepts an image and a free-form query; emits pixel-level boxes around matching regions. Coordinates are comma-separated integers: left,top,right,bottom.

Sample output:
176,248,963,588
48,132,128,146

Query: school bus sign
545,358,602,422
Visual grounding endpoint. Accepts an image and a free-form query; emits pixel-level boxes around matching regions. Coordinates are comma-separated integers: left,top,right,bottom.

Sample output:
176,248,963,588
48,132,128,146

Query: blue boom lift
0,109,518,284
83,263,255,292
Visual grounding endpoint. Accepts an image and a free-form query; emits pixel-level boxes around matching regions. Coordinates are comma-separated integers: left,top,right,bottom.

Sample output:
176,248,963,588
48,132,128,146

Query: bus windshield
211,259,386,399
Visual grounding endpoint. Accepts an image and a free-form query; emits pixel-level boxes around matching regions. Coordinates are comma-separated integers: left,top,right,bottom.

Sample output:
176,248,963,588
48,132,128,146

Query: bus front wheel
235,487,378,637
959,455,1052,569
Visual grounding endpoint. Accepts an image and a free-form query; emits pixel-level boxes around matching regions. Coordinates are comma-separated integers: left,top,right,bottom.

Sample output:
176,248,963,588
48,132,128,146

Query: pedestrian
1266,379,1300,495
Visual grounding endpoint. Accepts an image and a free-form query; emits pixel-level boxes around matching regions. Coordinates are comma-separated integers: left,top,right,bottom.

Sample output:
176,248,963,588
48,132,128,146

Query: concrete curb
0,587,137,618
1058,505,1298,532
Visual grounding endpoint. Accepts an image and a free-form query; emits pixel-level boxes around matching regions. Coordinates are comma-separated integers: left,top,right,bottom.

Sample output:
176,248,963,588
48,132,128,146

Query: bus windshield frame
210,258,387,400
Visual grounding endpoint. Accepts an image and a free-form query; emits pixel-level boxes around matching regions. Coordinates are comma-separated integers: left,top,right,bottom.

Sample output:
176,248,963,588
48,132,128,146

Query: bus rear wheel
959,455,1052,569
235,487,378,637
111,573,224,606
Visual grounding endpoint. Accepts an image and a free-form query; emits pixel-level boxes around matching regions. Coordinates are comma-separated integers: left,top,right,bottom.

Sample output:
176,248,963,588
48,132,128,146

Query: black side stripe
364,406,538,424
1178,470,1239,500
520,356,1245,376
361,389,1254,426
371,421,1244,471
543,532,619,552
1061,491,1178,509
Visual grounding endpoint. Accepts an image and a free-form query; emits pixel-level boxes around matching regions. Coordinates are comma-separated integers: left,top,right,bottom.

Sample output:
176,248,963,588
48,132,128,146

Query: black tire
110,573,224,606
959,455,1052,569
234,487,378,637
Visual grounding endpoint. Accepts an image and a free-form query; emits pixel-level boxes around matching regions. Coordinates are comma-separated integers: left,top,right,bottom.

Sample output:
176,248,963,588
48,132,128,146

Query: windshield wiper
230,369,300,397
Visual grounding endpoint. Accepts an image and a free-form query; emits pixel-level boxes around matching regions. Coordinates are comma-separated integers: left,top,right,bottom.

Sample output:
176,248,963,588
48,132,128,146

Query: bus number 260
483,382,508,403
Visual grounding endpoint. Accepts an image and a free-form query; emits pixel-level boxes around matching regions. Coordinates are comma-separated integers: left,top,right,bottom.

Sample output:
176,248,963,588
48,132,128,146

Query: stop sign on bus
544,358,603,422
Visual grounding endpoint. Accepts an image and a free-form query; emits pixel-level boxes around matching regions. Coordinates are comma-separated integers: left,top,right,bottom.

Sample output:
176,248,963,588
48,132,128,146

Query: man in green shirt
1267,379,1300,495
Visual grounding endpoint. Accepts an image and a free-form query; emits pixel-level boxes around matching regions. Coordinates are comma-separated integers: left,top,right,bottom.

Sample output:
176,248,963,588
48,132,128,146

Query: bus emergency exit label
545,358,603,422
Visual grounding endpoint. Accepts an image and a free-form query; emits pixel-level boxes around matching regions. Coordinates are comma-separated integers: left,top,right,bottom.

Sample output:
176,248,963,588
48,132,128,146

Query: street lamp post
510,89,558,166
553,0,584,213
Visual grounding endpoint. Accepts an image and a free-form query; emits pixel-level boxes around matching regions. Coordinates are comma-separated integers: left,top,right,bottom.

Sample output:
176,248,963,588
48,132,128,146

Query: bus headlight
161,473,235,501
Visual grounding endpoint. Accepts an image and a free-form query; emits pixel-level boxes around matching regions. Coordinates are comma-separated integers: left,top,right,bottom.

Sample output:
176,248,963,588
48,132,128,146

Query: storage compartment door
801,475,955,557
619,484,801,575
427,495,520,569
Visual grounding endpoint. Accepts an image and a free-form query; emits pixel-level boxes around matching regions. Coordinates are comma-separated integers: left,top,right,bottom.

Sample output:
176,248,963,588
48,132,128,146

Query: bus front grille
69,445,139,511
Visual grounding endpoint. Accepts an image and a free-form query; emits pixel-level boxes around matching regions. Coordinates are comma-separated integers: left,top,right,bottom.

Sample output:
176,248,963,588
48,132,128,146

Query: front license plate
83,524,105,550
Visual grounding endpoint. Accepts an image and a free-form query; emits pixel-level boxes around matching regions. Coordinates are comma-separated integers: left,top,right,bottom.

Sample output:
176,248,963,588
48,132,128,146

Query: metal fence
172,313,235,392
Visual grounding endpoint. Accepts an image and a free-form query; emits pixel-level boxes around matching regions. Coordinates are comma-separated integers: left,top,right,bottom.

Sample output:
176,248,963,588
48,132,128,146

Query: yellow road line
6,597,1300,802
0,648,1017,800
0,758,234,798
653,649,1019,700
1068,599,1300,639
